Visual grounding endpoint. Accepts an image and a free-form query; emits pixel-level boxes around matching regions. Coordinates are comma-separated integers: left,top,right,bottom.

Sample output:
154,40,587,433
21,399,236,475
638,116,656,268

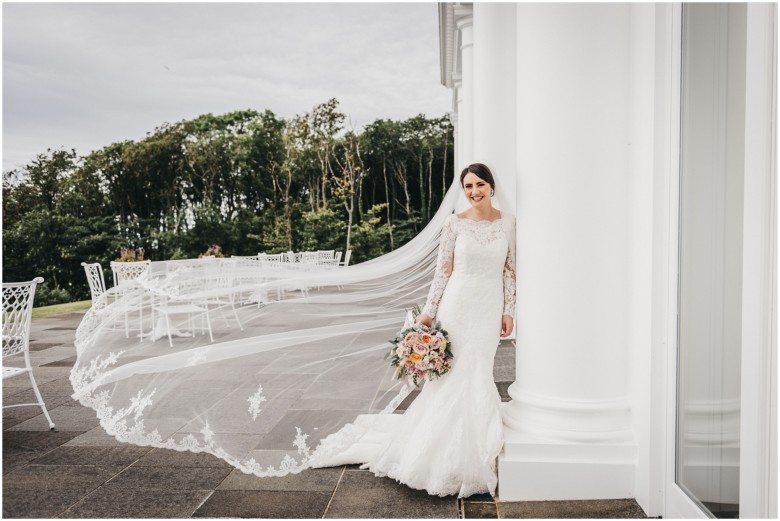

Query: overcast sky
2,2,452,173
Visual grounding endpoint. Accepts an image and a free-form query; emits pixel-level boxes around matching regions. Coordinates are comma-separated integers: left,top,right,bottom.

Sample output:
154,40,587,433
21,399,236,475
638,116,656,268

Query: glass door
676,3,747,518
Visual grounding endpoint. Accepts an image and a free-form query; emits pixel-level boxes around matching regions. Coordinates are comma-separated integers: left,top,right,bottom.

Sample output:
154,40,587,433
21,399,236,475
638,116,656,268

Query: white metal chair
258,253,286,265
300,251,319,265
232,256,267,306
82,261,132,339
321,251,342,267
110,259,152,286
108,260,152,340
81,262,107,305
317,250,336,265
151,274,214,348
2,277,55,429
151,301,214,347
205,259,243,329
341,250,352,267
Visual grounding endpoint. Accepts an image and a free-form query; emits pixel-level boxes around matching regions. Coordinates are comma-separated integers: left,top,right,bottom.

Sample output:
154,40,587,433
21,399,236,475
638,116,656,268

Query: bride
308,162,516,498
70,162,515,500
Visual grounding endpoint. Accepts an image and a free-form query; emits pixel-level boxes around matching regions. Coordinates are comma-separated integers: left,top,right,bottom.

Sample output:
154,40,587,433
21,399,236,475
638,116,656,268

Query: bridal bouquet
386,305,453,386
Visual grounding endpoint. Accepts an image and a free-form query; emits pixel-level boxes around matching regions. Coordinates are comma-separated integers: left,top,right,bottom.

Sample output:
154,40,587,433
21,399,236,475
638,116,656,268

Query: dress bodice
421,213,516,319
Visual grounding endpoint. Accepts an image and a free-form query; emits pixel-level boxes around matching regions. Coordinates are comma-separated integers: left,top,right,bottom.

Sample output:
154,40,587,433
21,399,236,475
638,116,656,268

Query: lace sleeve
421,217,457,319
503,218,517,318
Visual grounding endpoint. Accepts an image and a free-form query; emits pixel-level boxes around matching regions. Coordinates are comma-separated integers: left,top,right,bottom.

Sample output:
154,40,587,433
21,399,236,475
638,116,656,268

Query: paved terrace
3,312,649,518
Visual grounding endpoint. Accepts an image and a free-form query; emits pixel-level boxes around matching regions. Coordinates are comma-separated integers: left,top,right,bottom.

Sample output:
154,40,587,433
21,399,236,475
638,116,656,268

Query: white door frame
655,4,710,517
739,3,777,519
653,3,778,518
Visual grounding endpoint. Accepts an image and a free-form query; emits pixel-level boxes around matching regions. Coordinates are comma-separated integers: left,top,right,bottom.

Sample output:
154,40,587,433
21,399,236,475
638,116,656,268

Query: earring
491,190,495,197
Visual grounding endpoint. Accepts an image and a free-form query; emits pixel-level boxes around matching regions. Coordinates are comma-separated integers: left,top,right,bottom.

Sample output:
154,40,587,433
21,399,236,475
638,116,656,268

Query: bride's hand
416,313,433,327
500,315,514,337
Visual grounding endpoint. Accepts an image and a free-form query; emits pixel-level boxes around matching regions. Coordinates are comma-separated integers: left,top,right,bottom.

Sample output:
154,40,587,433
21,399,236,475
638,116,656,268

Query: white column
454,5,474,169
472,2,517,214
499,3,638,500
451,77,462,173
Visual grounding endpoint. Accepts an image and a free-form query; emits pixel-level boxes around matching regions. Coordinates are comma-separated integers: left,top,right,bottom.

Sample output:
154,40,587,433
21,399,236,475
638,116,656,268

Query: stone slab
217,466,342,492
103,466,232,490
495,382,511,402
3,406,48,430
3,389,75,409
3,486,88,518
324,469,459,518
30,445,151,466
8,404,99,432
2,430,85,475
28,342,63,352
2,464,124,518
468,492,496,502
260,409,358,450
60,487,211,518
464,501,499,518
193,490,332,518
396,390,420,411
497,498,647,518
132,447,233,468
63,426,129,448
40,359,76,367
3,430,84,452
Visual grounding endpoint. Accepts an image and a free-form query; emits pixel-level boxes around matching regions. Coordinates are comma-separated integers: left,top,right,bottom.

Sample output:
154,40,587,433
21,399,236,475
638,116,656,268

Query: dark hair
459,163,496,190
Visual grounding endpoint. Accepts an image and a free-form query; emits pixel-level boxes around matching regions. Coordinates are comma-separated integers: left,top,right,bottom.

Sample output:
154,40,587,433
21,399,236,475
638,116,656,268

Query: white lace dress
309,213,516,498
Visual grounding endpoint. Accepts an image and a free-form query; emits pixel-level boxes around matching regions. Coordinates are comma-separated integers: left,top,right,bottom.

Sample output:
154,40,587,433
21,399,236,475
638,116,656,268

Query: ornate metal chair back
2,277,43,359
110,259,152,287
81,262,107,304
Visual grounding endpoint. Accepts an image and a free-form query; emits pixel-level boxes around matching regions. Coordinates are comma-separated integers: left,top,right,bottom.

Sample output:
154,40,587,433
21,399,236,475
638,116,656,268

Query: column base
498,429,637,501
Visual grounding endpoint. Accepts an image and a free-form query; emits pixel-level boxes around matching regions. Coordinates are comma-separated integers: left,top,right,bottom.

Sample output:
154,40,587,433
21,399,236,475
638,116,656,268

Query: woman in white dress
310,163,516,498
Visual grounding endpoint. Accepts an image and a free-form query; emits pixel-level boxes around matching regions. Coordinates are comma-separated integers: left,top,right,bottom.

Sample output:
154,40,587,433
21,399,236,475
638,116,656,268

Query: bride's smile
463,173,491,208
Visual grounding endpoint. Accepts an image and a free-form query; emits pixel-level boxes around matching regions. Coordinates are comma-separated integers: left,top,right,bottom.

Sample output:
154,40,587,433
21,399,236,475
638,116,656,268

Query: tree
2,103,454,306
332,130,364,252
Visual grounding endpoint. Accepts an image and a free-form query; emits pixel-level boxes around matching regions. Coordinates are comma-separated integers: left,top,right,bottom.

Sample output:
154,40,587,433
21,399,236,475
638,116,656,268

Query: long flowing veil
71,169,514,476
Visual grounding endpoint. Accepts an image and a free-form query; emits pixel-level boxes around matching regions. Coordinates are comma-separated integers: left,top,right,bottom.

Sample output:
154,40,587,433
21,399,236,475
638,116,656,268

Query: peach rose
410,352,423,363
413,343,429,355
420,333,432,345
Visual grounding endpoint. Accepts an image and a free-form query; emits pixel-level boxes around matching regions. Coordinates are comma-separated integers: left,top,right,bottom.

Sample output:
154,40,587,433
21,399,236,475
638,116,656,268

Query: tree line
2,99,454,305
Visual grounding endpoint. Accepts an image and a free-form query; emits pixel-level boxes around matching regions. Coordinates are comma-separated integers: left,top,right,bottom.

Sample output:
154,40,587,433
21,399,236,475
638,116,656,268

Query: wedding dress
308,212,516,498
69,181,516,494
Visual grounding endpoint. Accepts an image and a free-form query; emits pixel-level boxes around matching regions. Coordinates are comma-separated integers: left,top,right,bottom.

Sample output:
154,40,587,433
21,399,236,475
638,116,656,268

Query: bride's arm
502,219,517,319
418,217,457,323
504,228,517,318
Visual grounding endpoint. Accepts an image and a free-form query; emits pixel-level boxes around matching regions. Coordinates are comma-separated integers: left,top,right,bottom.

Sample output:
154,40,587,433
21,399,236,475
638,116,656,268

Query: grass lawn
32,300,92,319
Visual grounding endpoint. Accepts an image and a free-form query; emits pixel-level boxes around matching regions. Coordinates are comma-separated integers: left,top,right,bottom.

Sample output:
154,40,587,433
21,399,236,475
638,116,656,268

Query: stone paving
2,312,649,518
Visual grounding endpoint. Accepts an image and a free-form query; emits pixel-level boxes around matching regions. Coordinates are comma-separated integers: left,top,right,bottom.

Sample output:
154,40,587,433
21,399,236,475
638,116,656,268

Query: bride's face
462,172,492,209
